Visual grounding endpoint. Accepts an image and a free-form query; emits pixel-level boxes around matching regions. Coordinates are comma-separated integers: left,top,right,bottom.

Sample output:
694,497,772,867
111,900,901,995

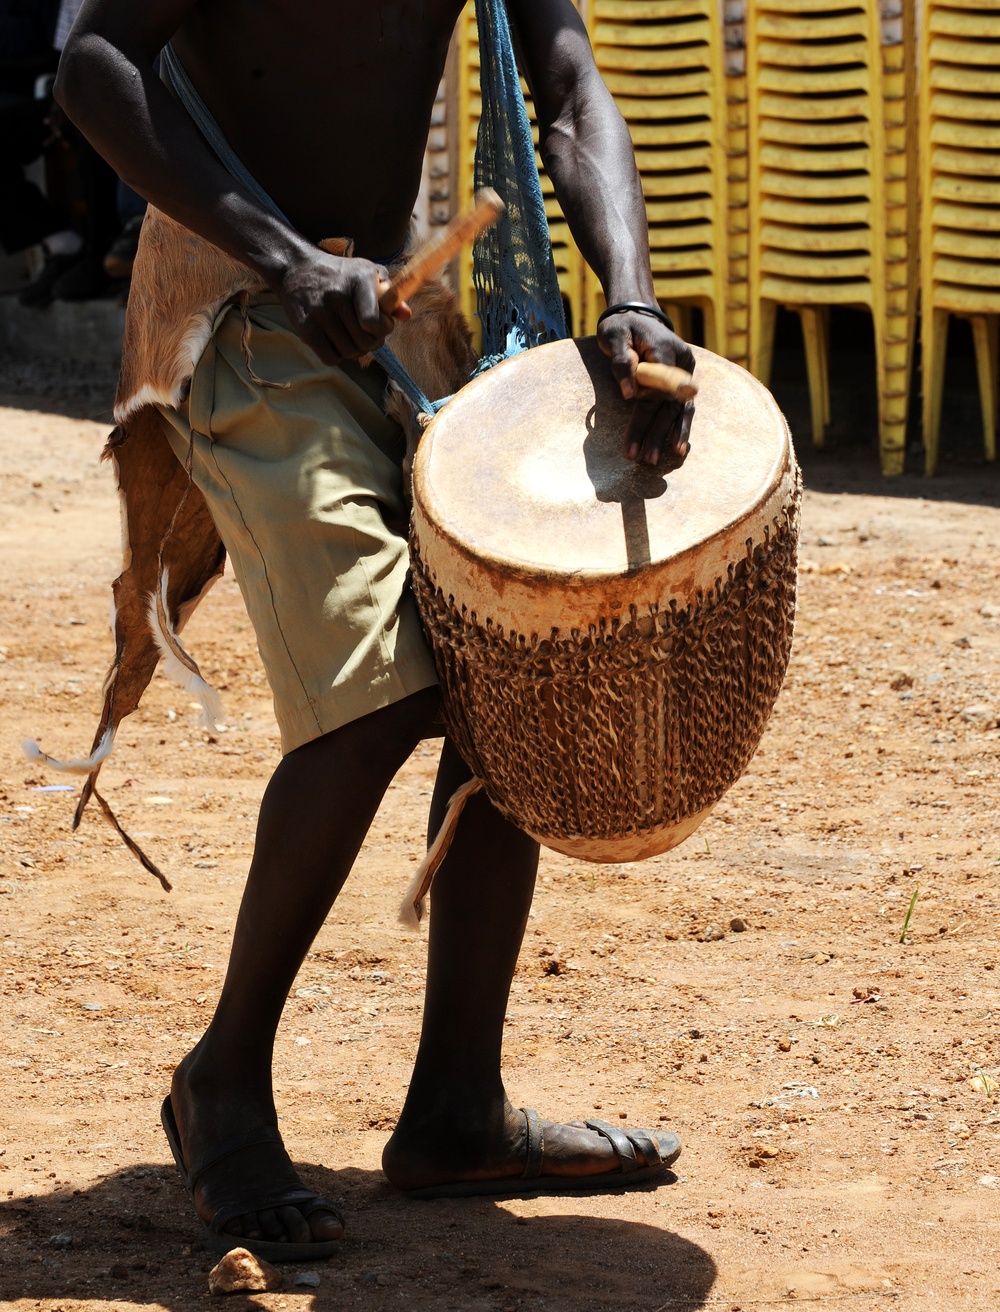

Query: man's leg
382,741,654,1190
171,694,661,1246
169,687,439,1246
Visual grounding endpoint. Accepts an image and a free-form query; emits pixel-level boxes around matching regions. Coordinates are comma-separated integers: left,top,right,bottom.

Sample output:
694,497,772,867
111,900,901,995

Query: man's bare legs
170,687,549,1245
170,688,642,1247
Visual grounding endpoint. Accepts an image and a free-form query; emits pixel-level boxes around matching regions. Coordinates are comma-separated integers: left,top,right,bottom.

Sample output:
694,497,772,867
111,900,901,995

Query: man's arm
509,0,695,463
54,0,399,365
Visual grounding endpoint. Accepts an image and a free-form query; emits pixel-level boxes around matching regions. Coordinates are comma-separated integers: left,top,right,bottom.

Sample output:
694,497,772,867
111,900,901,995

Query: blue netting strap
472,0,568,357
374,345,448,416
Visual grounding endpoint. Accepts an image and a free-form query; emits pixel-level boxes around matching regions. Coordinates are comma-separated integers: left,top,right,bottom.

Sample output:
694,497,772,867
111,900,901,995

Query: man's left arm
508,0,694,464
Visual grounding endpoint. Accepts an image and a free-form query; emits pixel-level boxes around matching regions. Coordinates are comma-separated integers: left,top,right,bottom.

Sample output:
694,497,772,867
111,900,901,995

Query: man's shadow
4,1161,717,1310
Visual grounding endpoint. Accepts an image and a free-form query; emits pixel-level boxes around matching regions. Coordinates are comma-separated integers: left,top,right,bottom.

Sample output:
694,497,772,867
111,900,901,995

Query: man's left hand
597,310,696,466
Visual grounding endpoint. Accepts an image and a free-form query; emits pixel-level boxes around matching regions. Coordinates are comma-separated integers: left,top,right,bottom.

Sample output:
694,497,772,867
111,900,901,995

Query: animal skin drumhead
413,337,792,629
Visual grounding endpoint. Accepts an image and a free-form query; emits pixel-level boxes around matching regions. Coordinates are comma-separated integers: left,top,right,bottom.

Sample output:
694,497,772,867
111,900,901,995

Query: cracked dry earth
1,393,999,1312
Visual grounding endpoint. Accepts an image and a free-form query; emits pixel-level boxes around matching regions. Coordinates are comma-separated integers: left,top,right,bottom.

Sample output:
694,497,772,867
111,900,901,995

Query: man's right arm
55,0,399,363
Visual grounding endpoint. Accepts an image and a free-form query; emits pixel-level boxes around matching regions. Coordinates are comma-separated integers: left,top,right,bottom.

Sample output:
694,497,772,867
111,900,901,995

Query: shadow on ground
2,1162,716,1311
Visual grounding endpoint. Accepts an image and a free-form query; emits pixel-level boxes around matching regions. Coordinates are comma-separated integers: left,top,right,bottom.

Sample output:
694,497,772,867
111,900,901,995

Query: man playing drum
56,0,695,1260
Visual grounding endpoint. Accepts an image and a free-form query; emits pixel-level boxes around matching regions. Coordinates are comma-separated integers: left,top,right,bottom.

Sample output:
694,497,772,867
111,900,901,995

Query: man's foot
164,1056,344,1257
382,1100,680,1198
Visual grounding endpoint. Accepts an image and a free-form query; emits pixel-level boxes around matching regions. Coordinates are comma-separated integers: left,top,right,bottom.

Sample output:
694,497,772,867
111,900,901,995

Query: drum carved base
411,474,800,862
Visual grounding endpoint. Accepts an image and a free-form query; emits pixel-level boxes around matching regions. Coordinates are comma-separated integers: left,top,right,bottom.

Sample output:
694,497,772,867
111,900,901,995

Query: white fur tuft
148,569,224,731
173,310,218,386
398,880,423,931
24,725,115,775
398,778,483,930
113,381,187,426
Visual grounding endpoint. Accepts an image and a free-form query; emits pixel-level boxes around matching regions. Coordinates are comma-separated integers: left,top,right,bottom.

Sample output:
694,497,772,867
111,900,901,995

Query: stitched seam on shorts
349,513,401,697
205,442,323,737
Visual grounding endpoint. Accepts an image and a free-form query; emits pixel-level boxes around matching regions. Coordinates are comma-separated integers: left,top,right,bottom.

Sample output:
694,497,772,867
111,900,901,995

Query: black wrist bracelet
597,301,676,333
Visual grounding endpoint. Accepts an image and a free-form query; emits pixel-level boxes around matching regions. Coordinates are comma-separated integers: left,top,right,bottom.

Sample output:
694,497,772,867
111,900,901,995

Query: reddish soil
2,396,1000,1311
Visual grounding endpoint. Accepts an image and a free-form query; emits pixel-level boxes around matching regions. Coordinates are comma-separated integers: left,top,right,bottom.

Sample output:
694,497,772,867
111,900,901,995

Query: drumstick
635,361,699,402
378,188,506,316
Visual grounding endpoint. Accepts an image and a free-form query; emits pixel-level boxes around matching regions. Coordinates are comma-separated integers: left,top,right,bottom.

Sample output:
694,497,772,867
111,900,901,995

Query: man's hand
275,250,411,367
598,309,696,466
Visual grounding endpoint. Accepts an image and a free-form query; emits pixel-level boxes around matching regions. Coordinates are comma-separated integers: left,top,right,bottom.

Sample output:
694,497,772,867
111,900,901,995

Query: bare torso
57,0,691,458
171,0,466,257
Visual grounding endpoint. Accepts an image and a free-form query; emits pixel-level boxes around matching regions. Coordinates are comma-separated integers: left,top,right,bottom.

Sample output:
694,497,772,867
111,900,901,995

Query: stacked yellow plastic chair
455,5,584,339
724,1,751,368
746,0,917,474
582,0,731,352
920,0,1000,475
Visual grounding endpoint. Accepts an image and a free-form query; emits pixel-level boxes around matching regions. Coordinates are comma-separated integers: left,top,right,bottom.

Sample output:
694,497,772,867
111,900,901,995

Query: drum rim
413,338,795,589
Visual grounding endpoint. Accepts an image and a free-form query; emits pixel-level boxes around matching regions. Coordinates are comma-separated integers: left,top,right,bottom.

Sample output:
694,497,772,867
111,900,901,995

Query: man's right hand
275,250,410,367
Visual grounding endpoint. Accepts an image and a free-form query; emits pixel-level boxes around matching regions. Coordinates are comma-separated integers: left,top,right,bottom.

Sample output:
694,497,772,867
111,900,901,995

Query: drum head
415,337,790,582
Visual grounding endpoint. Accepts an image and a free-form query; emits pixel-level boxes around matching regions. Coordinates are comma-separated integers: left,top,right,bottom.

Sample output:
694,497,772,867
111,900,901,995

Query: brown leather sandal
403,1106,681,1199
160,1095,343,1261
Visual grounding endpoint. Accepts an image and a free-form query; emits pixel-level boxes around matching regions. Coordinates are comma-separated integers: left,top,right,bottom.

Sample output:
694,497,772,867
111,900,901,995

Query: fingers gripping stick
634,362,698,403
378,188,506,315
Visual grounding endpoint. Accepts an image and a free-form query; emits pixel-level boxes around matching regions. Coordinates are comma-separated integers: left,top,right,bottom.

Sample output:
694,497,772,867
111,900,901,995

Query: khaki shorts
158,294,438,754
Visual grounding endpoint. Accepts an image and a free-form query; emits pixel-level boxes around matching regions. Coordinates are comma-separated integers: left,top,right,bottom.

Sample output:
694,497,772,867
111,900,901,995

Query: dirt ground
2,377,1000,1312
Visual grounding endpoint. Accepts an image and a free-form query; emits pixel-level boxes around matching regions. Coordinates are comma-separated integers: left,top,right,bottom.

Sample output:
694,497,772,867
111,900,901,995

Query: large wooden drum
410,337,800,862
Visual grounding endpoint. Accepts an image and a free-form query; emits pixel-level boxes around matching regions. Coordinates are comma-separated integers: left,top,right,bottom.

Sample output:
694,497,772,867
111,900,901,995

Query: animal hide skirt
157,294,439,755
26,206,476,887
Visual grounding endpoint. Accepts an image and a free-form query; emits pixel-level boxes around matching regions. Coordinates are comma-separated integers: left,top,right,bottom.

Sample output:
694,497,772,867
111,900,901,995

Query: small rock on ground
960,703,996,726
208,1249,284,1295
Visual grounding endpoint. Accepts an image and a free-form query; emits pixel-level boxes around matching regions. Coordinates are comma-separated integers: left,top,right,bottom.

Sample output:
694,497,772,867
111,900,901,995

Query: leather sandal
160,1095,343,1261
403,1107,681,1199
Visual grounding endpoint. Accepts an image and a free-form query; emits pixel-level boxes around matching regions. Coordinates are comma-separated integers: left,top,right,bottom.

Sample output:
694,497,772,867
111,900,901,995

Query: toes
275,1205,312,1246
222,1207,342,1247
256,1208,288,1242
309,1208,345,1242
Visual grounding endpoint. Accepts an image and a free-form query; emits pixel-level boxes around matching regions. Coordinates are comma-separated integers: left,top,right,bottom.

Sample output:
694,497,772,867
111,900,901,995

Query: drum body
411,337,799,862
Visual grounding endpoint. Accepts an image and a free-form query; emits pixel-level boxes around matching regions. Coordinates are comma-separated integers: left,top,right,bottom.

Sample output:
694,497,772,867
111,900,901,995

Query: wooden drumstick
635,361,699,402
378,187,506,316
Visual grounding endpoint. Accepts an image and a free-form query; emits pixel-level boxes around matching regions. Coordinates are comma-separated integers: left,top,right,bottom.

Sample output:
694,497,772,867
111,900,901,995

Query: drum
410,336,800,863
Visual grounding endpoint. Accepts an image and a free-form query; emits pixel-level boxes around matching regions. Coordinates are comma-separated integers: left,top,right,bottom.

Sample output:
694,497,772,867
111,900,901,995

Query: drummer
57,0,695,1257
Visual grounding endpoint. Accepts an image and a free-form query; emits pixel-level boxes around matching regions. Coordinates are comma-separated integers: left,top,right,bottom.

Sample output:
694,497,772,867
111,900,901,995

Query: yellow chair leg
923,308,950,477
970,315,999,463
665,303,693,344
799,306,830,449
702,300,720,356
752,299,778,389
820,307,832,427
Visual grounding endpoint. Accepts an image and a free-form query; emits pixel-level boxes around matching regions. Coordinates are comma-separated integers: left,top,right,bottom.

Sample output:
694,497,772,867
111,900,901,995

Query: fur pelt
30,206,477,884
